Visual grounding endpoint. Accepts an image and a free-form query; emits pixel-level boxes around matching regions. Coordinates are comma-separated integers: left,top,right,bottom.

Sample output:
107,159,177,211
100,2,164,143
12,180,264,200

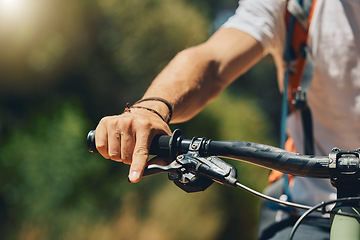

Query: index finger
128,130,152,183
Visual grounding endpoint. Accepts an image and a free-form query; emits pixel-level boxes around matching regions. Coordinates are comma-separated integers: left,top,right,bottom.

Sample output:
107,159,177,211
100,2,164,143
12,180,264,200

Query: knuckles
96,142,107,152
97,111,165,165
134,117,152,130
99,110,162,132
133,146,149,156
108,153,121,161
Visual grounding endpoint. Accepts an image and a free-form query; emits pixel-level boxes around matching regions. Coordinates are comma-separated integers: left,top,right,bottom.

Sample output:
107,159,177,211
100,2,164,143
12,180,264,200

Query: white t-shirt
223,0,360,207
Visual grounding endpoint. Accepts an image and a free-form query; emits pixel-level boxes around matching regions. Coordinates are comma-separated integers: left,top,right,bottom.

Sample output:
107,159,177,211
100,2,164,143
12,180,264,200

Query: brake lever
143,160,182,177
142,153,198,178
143,150,238,193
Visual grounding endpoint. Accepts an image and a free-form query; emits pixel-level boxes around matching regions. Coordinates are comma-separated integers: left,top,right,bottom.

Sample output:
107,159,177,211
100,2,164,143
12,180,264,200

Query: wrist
128,97,173,124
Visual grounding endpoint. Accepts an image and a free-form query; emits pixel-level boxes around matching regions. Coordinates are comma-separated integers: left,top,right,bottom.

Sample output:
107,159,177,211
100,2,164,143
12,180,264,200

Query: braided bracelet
129,105,167,123
134,97,173,123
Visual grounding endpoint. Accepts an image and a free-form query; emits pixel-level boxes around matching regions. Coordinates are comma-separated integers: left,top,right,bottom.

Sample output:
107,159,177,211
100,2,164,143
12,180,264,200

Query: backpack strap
294,46,315,155
281,0,317,154
287,0,313,30
269,0,317,215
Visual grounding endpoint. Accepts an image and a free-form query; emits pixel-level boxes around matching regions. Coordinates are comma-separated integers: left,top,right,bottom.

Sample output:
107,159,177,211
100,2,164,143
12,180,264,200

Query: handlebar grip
149,134,172,156
86,130,173,156
87,130,98,153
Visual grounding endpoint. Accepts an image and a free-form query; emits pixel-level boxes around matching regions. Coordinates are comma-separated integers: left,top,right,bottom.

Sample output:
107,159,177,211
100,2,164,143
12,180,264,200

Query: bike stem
328,148,360,239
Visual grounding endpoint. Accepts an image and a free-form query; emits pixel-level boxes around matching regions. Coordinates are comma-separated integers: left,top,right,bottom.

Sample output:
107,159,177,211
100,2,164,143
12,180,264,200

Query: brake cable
289,197,360,240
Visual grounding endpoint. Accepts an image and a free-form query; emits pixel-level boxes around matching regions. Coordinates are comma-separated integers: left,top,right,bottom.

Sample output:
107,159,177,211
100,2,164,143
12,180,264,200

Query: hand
95,108,172,182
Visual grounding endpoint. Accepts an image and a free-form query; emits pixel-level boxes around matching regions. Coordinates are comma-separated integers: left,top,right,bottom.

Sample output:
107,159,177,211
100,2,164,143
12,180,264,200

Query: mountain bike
87,129,360,240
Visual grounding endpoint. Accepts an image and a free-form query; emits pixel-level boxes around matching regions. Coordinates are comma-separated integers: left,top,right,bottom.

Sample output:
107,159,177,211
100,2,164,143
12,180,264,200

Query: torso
224,0,360,206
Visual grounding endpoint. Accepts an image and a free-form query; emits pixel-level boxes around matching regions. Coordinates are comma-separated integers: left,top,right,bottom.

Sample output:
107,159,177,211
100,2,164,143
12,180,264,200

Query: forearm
137,28,265,123
141,46,224,123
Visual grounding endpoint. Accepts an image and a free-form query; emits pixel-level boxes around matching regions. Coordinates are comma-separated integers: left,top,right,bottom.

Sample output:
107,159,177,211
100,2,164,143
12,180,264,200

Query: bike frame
330,206,360,239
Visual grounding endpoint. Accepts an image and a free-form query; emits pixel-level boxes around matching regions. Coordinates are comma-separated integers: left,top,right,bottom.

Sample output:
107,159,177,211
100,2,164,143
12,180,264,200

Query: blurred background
0,0,281,239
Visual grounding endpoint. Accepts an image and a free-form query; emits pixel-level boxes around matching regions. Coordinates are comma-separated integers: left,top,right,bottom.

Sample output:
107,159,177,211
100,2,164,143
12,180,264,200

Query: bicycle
87,129,360,240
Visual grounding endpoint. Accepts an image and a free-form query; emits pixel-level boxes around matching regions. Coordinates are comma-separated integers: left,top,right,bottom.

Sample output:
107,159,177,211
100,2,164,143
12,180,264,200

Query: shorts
257,178,330,240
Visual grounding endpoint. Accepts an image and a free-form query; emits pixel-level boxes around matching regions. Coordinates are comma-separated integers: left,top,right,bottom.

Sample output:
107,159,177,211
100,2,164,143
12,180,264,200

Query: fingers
121,126,135,164
108,129,121,161
94,112,172,183
96,116,129,162
128,126,171,182
129,128,151,182
95,121,110,159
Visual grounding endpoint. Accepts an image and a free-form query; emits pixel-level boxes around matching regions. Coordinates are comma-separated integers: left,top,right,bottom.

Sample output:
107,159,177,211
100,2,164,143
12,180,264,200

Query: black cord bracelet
129,106,167,123
134,97,173,123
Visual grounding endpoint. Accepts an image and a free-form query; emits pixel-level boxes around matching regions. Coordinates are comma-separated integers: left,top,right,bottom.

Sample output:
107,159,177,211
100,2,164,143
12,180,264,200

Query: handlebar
87,129,330,178
87,129,360,240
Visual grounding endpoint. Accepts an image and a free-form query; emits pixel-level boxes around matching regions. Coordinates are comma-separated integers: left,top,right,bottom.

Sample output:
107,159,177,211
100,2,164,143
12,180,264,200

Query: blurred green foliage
0,0,279,239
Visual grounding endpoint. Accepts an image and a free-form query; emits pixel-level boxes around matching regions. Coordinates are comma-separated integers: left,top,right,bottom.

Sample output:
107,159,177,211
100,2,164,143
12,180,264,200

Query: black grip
86,130,173,156
87,130,98,153
149,134,172,156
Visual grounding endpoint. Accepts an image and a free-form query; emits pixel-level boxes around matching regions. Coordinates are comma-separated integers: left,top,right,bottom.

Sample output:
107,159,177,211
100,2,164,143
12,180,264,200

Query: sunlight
2,0,22,10
0,0,27,21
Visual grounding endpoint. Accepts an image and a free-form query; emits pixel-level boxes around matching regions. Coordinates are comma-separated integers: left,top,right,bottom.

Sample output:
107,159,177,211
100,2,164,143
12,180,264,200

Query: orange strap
286,0,318,112
268,138,296,184
268,0,318,184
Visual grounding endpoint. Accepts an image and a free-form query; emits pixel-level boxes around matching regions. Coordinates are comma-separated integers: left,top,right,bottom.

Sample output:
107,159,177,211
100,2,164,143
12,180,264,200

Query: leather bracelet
129,105,167,123
124,103,131,113
134,97,173,123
